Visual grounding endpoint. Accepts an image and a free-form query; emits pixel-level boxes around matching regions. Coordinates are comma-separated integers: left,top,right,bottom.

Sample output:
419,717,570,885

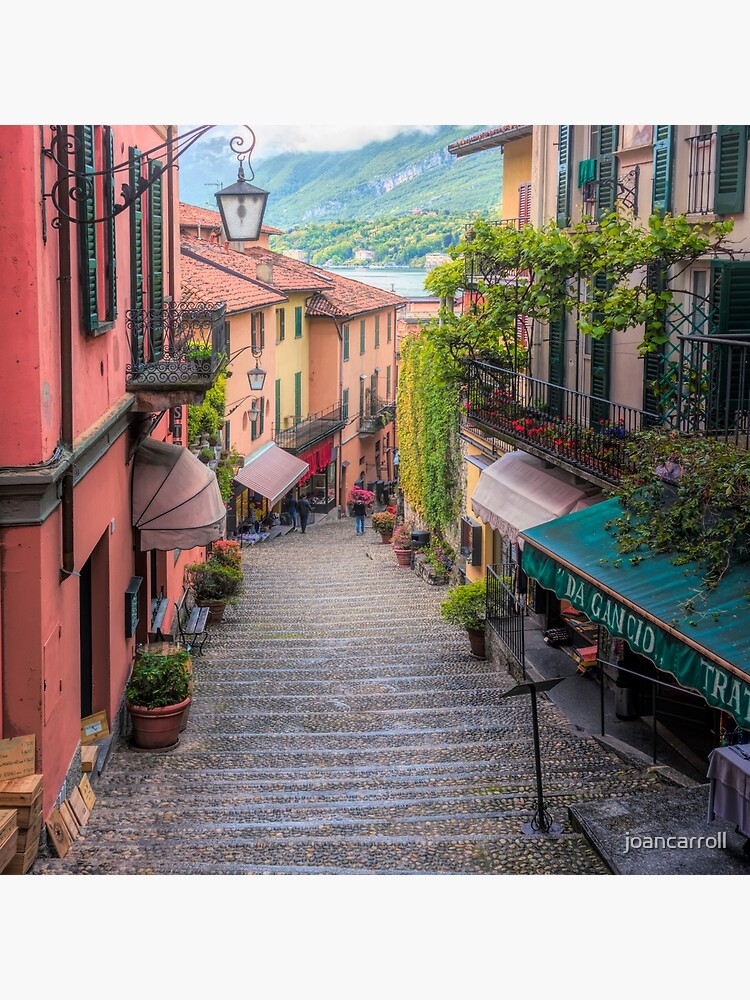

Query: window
374,315,380,347
461,516,483,567
252,312,265,352
556,125,573,228
275,378,281,431
77,125,117,335
360,319,366,354
652,126,674,215
386,364,391,399
359,376,366,416
343,324,350,361
387,312,392,342
294,305,303,339
148,159,164,357
294,371,302,421
342,388,349,421
276,308,285,342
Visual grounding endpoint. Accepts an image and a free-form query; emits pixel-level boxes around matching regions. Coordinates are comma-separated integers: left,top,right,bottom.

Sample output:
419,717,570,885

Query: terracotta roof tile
179,201,282,235
305,269,405,318
447,125,531,154
181,238,287,313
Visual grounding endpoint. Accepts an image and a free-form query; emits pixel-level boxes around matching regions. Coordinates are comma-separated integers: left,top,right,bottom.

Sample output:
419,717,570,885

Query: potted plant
392,524,413,567
125,644,192,750
440,578,487,659
198,447,213,465
185,543,244,623
371,509,396,543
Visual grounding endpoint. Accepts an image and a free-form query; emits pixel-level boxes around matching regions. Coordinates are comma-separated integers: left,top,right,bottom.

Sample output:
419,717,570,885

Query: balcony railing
686,131,717,215
464,361,658,484
125,301,227,392
275,401,347,453
668,333,750,448
359,394,395,435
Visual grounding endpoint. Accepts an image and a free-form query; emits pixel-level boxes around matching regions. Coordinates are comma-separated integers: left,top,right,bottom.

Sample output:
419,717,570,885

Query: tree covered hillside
269,214,473,267
178,125,503,229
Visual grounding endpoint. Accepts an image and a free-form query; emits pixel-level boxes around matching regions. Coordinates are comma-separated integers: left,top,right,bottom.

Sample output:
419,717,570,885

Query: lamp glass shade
247,366,267,392
215,175,269,243
247,405,260,423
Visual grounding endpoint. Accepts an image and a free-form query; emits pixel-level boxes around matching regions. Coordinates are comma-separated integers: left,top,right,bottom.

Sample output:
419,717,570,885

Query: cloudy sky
181,123,468,160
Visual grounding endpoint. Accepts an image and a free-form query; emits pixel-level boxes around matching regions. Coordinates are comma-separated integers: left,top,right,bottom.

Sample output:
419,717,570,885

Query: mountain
177,125,502,230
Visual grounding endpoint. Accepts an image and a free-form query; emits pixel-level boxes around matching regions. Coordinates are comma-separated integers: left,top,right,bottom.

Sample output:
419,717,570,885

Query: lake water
326,266,432,299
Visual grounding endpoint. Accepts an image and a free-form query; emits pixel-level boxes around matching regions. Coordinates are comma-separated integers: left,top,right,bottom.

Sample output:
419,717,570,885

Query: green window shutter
343,324,350,360
387,312,392,342
715,126,748,214
104,126,117,321
359,378,365,415
294,371,302,420
370,373,377,410
386,364,391,398
596,126,619,219
258,396,265,435
342,388,349,421
556,125,573,227
643,262,667,415
360,319,366,354
711,260,750,335
547,310,566,417
275,378,281,431
652,126,674,215
129,146,144,365
590,272,611,424
295,305,302,338
75,125,99,332
148,160,164,358
375,315,380,347
259,312,265,350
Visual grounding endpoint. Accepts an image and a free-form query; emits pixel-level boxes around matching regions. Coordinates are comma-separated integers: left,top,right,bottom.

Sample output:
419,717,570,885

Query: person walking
352,496,367,535
287,494,299,530
298,495,311,534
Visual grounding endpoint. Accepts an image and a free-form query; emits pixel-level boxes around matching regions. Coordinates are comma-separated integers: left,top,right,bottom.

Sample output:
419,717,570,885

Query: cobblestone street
33,516,671,875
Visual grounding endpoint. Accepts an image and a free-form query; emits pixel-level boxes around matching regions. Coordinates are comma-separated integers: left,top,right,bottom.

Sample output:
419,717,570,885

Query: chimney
256,261,273,284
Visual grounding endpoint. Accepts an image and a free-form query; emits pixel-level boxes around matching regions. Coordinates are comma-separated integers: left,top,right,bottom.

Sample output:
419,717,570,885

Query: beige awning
131,438,226,551
471,451,603,545
233,442,309,507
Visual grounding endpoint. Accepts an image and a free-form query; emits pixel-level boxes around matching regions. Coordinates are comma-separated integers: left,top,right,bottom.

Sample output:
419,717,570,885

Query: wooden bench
173,588,210,655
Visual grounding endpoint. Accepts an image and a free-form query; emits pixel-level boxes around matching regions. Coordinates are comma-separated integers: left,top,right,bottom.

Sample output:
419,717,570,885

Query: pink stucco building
0,126,230,817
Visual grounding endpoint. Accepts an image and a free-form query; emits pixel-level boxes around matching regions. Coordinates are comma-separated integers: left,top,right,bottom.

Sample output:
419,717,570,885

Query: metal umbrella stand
500,677,566,837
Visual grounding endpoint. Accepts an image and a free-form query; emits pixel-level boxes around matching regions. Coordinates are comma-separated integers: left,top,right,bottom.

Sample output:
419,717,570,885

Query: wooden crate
16,811,42,853
0,824,19,874
1,837,40,875
0,773,43,807
0,735,35,782
81,746,98,773
0,809,17,841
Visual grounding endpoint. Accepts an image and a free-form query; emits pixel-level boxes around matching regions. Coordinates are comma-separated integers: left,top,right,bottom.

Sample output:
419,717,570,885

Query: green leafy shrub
440,578,486,631
125,646,191,709
185,560,244,605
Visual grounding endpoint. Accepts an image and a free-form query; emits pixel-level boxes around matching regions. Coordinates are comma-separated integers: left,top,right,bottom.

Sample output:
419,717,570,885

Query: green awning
520,497,750,730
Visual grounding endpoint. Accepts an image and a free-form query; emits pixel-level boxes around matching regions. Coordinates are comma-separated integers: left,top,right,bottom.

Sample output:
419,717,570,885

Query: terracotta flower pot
127,697,191,750
394,547,412,567
206,601,227,623
466,627,486,660
379,531,393,544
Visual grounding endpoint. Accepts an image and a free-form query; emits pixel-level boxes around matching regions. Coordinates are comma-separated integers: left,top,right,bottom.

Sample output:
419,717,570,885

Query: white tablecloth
707,744,750,836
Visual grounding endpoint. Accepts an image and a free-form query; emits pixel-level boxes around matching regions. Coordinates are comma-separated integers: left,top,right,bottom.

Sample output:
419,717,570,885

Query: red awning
131,438,226,551
298,440,333,485
233,443,309,507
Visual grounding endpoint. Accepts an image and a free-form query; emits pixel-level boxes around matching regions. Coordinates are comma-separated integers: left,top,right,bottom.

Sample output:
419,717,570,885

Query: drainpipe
58,125,75,580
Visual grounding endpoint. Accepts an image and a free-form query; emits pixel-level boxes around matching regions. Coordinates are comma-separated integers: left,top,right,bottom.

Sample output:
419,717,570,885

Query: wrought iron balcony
275,401,347,454
359,394,395,436
125,301,227,397
464,360,658,484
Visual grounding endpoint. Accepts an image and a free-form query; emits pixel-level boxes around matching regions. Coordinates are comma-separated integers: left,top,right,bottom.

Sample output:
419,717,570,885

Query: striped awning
233,443,309,507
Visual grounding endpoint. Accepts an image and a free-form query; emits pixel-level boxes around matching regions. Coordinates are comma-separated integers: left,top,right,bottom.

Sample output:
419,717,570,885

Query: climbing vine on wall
187,372,227,443
397,328,461,533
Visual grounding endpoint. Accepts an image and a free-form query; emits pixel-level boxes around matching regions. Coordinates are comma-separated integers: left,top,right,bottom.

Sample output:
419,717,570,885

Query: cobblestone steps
32,519,669,875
